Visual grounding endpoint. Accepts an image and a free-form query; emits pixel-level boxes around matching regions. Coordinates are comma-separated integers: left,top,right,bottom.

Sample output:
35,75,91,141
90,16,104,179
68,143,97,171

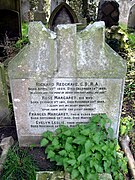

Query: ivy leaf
40,138,49,147
78,165,85,177
71,169,79,179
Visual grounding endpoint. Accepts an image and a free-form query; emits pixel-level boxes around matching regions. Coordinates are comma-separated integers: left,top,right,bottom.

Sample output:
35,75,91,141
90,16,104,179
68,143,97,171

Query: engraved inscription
27,78,110,133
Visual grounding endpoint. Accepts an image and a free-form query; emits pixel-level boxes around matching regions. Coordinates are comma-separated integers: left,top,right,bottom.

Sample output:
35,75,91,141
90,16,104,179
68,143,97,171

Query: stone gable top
8,21,127,79
49,2,78,31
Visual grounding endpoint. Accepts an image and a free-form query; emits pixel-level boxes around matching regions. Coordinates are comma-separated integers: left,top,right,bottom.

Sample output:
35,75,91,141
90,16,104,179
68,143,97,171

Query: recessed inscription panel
27,78,122,134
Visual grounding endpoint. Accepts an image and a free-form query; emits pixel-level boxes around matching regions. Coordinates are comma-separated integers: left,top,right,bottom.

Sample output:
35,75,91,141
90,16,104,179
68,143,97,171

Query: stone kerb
8,21,127,146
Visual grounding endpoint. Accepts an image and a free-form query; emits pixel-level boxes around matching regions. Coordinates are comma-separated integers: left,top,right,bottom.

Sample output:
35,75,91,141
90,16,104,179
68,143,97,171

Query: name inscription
28,78,109,132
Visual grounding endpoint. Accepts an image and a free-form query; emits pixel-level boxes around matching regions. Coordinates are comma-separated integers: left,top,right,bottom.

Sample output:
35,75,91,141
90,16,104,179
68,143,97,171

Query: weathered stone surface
128,4,135,30
21,0,30,22
0,63,11,125
99,173,113,180
118,0,135,24
36,171,113,180
34,11,47,24
8,21,126,146
97,0,119,27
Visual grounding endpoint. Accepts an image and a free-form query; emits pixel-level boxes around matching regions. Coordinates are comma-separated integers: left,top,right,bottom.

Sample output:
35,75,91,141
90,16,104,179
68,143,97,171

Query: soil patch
23,147,63,171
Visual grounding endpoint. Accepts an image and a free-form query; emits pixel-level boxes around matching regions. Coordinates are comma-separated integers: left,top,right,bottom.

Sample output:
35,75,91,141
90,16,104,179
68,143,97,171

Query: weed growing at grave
1,144,38,180
120,116,135,158
15,22,29,50
41,114,128,180
120,116,134,136
105,26,129,59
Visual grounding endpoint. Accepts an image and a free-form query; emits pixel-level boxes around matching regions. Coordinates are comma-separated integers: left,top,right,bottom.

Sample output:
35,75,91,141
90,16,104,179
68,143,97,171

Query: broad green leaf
102,145,108,151
78,154,86,162
66,137,73,143
40,138,49,147
42,131,53,141
52,138,59,146
100,118,107,128
108,127,114,138
63,158,69,169
94,164,103,173
65,142,73,152
47,150,55,159
80,128,90,136
59,150,67,156
63,129,71,136
90,115,100,123
73,135,86,145
87,173,98,179
85,140,93,154
103,161,111,172
78,165,85,177
93,133,100,144
69,152,75,159
67,159,76,166
71,169,79,179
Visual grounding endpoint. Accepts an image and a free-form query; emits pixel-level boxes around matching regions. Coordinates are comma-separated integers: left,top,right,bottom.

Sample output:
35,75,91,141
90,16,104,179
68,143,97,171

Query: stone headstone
21,0,30,22
34,0,47,24
0,0,21,58
128,4,135,31
0,0,21,39
49,2,78,31
97,0,119,27
8,21,126,146
118,0,135,25
50,0,66,13
0,63,11,125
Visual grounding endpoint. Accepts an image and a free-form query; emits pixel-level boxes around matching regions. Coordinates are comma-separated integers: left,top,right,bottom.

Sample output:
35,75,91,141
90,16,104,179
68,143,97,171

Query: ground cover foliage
1,144,38,180
41,115,128,180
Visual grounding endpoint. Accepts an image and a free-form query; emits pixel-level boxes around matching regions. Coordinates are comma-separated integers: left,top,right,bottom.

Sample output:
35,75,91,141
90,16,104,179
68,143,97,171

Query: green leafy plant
1,144,38,180
15,22,29,50
105,26,129,59
120,116,134,136
41,114,128,180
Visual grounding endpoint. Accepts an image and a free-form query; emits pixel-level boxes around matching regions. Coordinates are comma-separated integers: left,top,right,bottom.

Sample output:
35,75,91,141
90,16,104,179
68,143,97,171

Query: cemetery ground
0,23,135,179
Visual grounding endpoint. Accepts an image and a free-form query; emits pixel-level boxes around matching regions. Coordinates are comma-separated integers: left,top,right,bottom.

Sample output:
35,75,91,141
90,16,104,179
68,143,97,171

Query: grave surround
8,21,127,146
